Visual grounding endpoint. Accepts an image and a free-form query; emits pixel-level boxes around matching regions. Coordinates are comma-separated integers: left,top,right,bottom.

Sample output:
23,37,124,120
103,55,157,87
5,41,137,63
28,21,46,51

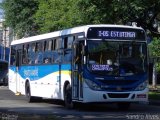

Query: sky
0,0,3,19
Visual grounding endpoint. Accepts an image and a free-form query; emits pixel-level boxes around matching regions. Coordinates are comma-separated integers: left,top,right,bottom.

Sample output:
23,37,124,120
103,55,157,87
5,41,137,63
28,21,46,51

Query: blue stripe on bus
10,64,71,80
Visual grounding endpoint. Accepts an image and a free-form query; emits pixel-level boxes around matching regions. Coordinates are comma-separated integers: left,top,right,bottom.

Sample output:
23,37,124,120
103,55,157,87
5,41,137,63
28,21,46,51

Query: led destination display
87,27,145,40
98,31,136,38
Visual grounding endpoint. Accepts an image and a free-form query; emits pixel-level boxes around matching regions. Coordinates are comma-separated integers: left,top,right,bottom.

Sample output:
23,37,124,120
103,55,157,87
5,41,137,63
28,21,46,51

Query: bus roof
11,24,143,45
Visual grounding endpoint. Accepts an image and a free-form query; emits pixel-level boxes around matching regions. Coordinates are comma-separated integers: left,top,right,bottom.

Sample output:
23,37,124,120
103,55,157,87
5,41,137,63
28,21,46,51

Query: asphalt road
0,86,160,120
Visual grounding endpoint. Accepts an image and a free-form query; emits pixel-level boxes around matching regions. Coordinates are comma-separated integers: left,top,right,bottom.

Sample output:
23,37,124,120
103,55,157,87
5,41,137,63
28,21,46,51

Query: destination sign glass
87,27,145,40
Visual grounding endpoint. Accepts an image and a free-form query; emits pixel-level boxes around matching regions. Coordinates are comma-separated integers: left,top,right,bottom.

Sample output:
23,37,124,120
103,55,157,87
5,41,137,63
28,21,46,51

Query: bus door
72,42,83,101
15,49,22,94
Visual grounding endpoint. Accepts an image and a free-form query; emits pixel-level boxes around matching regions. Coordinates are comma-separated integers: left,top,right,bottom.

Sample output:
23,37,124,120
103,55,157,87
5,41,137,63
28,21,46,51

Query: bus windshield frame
86,40,147,76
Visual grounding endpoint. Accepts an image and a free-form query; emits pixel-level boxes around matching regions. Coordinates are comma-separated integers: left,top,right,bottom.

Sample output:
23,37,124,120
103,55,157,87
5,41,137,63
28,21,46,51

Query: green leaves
2,0,160,37
34,0,82,33
148,37,160,72
149,37,160,57
2,0,39,38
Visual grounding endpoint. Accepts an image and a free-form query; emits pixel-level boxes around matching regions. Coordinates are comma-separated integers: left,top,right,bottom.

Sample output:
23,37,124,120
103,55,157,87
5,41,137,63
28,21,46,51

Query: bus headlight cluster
85,79,102,91
135,81,148,91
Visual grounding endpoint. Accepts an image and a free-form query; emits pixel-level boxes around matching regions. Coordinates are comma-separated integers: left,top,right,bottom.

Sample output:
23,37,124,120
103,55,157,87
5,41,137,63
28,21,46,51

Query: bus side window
54,38,62,63
10,46,16,65
63,36,74,49
22,44,29,64
28,43,36,64
35,42,43,64
43,39,52,64
68,36,74,49
63,36,73,63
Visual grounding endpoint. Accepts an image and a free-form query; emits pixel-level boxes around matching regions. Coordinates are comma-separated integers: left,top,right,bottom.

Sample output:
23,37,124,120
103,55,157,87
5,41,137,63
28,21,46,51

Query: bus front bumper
82,87,148,103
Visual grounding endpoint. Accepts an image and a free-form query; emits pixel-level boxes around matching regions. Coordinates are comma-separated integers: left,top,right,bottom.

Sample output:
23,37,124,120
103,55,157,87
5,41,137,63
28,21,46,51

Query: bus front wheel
25,82,35,103
64,84,73,109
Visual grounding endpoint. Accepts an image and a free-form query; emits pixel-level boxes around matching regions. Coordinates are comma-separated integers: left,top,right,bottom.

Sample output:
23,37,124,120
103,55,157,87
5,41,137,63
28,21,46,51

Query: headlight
135,81,148,91
85,79,102,91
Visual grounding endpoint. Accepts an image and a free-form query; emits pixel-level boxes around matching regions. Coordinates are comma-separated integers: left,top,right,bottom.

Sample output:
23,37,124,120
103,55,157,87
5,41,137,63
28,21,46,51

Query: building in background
0,19,10,85
0,19,13,47
0,19,11,61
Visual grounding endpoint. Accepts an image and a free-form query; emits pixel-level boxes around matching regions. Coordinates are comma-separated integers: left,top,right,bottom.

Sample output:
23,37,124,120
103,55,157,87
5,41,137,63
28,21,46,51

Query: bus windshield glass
87,40,147,76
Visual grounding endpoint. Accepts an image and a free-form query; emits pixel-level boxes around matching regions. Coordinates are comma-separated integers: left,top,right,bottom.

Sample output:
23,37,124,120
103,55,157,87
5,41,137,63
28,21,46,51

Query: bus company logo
24,69,39,77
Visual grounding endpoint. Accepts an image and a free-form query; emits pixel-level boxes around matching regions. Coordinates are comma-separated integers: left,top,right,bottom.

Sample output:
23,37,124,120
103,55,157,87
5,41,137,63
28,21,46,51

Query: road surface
0,86,160,120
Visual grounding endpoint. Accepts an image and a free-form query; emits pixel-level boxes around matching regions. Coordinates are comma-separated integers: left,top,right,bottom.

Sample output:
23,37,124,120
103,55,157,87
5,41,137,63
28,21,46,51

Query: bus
0,46,9,86
9,24,148,109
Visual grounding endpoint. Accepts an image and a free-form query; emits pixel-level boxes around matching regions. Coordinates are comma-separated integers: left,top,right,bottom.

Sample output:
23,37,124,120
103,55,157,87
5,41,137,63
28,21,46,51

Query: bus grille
99,80,138,91
108,93,129,98
99,80,137,86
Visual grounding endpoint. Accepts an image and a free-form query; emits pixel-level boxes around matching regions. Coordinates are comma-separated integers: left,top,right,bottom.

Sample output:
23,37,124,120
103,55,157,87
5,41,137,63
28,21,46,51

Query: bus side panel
29,72,60,98
8,66,17,93
29,64,71,99
60,64,72,100
9,64,71,100
15,64,65,99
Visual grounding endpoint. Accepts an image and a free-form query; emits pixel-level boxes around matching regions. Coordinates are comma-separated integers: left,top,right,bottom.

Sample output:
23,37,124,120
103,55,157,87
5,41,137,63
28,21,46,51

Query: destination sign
98,31,136,38
92,65,113,71
87,27,145,40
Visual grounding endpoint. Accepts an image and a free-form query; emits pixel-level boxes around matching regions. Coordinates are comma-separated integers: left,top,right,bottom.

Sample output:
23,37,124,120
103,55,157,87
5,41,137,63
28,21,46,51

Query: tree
149,37,160,71
34,0,84,33
112,0,160,34
148,37,160,88
77,0,160,35
2,0,160,37
2,0,39,38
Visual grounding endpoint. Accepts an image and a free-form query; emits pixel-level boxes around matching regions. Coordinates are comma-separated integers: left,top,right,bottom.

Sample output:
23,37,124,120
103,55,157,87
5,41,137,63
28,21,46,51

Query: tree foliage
2,0,39,38
2,0,160,37
148,37,160,72
34,0,83,33
149,37,160,57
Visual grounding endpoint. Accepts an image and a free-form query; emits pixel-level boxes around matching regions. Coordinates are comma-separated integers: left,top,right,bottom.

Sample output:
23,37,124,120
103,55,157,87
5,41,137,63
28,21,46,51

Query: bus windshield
87,40,147,76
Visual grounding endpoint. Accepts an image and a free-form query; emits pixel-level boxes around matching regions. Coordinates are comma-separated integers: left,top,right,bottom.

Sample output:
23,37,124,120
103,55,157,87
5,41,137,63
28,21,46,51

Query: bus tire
25,82,35,103
64,83,73,109
117,102,130,110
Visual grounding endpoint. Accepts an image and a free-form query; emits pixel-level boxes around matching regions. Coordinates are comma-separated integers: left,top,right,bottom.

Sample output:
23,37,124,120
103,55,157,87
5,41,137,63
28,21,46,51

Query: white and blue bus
9,24,148,109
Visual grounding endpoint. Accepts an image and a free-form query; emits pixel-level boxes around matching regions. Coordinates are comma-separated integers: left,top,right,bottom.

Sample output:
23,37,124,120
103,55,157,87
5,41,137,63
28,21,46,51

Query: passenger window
44,41,48,51
22,44,29,64
43,40,53,64
10,46,16,65
55,38,62,50
35,42,43,64
63,36,74,63
68,36,74,48
48,40,53,51
43,51,52,64
28,43,36,64
64,49,72,62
